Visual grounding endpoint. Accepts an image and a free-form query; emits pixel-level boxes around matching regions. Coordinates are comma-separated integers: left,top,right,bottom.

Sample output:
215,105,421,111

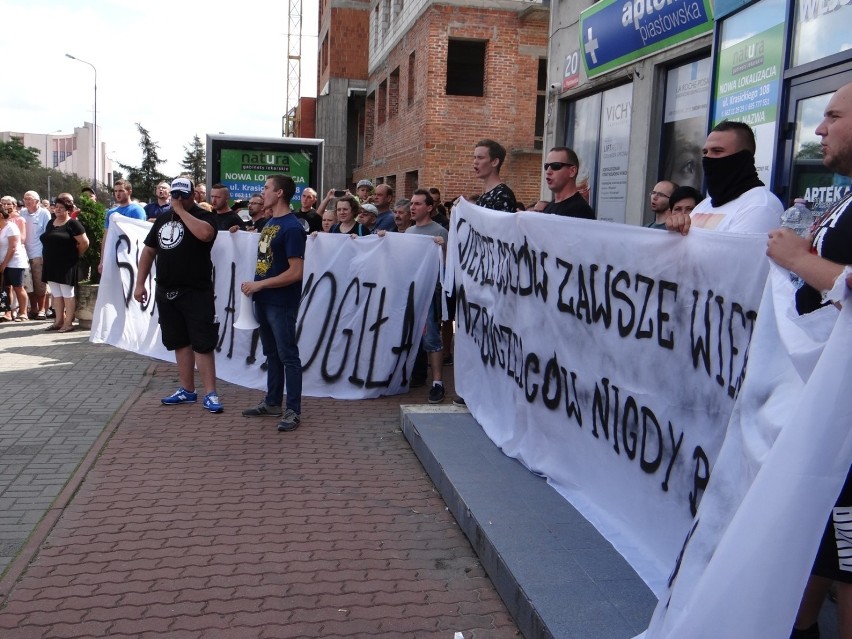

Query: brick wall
354,4,548,206
319,5,371,91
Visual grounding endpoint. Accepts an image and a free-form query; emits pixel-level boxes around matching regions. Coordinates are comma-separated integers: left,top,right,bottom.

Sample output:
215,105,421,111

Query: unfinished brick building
318,0,549,206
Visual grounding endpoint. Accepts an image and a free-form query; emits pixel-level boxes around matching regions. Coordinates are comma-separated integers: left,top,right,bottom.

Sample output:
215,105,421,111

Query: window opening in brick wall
389,67,400,119
407,51,416,106
377,80,388,126
382,0,391,40
535,58,547,150
373,6,380,50
366,92,375,148
404,170,418,196
321,34,329,75
446,39,486,97
386,175,397,196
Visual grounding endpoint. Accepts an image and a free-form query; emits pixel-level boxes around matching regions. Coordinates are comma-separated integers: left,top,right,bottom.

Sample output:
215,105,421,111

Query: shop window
446,39,486,97
566,83,633,223
660,57,711,192
713,0,785,185
792,0,849,68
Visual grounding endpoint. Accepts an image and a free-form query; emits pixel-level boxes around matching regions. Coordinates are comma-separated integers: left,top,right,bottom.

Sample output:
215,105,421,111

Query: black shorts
3,267,24,288
812,467,852,583
155,287,219,354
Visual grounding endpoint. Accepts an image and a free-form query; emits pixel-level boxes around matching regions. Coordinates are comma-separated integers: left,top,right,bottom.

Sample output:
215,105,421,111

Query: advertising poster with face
662,58,711,190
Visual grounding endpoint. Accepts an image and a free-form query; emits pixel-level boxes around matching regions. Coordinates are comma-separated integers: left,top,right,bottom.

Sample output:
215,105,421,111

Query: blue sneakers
161,387,197,405
203,392,224,414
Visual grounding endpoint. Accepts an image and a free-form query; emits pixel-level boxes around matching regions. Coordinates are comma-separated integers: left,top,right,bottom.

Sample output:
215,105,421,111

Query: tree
796,141,823,160
0,159,92,205
75,194,106,283
181,135,206,185
117,123,168,203
0,138,41,169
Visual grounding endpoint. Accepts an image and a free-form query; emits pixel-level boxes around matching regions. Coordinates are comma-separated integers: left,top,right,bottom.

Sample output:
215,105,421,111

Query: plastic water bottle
780,198,815,288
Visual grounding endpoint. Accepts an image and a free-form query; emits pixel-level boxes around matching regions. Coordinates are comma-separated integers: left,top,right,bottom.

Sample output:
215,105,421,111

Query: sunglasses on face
544,162,574,171
171,191,194,200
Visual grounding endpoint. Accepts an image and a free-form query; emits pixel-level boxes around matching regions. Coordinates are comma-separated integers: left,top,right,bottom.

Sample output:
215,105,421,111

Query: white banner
91,217,441,399
641,267,852,638
447,199,771,593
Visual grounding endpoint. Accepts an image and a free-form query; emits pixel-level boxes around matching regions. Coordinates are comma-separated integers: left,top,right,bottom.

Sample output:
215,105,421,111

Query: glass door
779,70,852,213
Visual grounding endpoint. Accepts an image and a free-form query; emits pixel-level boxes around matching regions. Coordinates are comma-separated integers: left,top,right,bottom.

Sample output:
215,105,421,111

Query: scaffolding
283,0,302,137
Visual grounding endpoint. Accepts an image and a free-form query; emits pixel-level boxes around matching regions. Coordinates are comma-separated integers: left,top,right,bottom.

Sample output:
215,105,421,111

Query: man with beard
767,81,852,639
667,121,782,235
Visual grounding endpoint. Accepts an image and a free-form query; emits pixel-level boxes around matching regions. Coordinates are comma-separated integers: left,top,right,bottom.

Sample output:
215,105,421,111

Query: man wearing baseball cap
133,177,225,414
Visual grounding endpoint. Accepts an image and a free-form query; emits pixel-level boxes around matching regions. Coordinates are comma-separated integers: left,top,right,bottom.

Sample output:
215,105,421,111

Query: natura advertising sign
580,0,714,78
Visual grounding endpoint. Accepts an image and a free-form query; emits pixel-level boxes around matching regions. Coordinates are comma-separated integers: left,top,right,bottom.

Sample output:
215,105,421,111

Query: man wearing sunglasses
542,147,596,219
134,177,224,415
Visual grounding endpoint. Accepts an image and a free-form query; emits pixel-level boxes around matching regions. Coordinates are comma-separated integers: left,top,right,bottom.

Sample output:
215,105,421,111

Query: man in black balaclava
666,120,783,235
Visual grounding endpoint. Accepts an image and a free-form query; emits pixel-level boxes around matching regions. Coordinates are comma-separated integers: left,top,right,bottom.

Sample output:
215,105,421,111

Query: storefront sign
219,149,312,205
580,0,714,78
713,0,785,185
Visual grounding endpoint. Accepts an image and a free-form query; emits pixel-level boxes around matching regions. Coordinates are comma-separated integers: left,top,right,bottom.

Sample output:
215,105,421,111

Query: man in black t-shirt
133,177,224,414
296,187,322,234
543,147,596,219
211,183,246,232
766,81,852,639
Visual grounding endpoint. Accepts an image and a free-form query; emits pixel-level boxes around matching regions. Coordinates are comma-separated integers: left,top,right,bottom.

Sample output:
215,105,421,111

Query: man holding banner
768,81,852,639
133,177,224,414
240,175,306,432
666,120,782,235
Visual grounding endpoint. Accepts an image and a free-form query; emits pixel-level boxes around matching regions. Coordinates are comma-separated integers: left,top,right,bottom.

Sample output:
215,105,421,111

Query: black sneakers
428,384,445,404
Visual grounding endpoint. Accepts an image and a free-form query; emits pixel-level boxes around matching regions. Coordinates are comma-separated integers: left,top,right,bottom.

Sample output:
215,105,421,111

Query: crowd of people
4,82,851,637
0,190,90,330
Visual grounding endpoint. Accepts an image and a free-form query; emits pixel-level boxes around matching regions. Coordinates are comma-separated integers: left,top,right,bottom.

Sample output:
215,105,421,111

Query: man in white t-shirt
21,191,51,318
667,120,782,235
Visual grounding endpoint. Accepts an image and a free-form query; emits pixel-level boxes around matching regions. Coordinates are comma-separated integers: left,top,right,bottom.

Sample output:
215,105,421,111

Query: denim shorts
421,287,442,353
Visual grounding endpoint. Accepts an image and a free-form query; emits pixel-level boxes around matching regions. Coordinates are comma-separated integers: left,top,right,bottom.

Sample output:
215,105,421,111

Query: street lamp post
65,54,97,195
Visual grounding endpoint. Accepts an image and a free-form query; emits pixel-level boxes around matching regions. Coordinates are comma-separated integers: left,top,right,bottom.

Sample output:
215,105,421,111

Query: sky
2,0,319,178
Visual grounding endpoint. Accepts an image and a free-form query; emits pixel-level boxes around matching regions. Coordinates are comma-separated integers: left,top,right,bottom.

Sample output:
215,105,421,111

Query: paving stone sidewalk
0,321,151,576
0,338,519,638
